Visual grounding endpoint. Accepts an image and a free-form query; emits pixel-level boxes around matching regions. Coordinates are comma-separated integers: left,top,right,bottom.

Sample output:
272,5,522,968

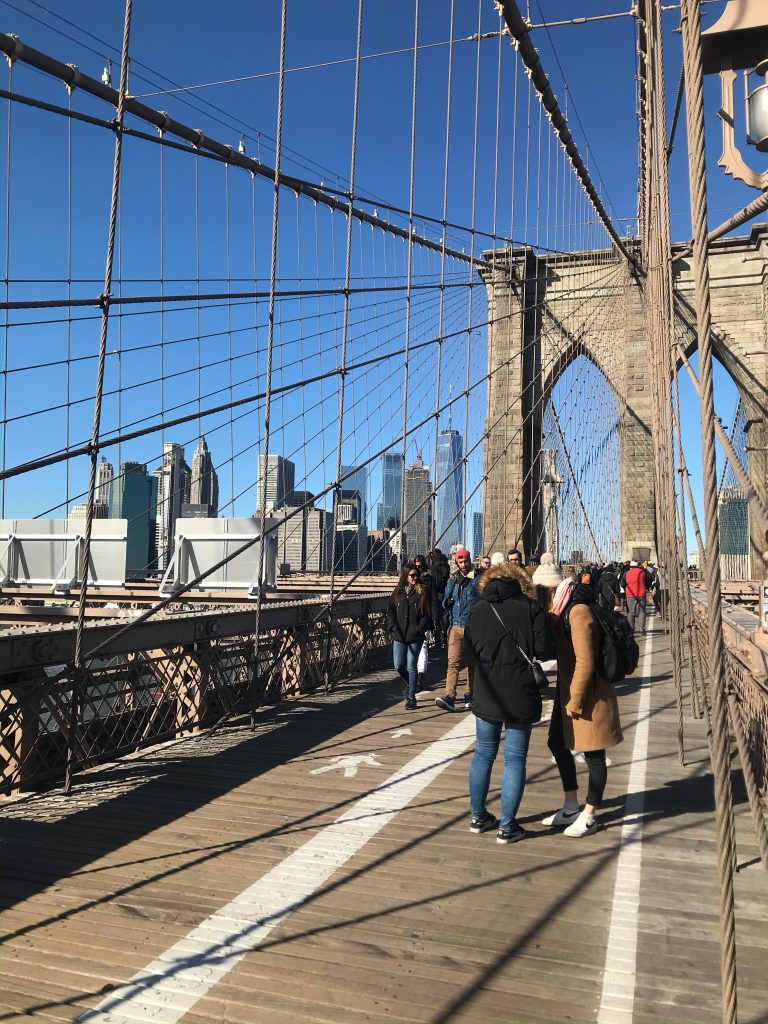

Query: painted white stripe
597,629,654,1024
79,714,477,1024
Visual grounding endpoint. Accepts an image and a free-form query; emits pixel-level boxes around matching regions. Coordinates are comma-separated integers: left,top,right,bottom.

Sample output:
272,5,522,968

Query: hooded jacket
462,563,551,724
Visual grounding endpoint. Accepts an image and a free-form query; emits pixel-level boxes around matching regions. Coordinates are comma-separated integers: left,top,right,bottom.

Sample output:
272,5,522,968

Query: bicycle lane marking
597,629,654,1024
79,713,477,1024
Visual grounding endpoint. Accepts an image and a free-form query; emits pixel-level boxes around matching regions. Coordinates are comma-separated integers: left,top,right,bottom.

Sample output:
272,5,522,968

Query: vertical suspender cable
1,64,11,516
251,0,287,727
397,0,420,568
679,1,738,1020
462,0,482,556
430,0,455,553
325,0,364,687
64,0,133,794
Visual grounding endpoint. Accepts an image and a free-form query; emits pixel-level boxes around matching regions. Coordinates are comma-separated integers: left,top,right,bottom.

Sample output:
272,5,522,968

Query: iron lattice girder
0,595,390,673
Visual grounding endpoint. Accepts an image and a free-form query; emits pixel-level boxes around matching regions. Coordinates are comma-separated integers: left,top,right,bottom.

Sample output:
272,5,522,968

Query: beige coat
555,603,623,751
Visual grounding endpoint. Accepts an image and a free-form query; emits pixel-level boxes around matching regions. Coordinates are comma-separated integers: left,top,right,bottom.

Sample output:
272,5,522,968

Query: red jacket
624,566,648,598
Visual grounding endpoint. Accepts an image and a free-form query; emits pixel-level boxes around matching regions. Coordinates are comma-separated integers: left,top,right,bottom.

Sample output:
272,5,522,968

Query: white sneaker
564,812,598,838
541,807,581,827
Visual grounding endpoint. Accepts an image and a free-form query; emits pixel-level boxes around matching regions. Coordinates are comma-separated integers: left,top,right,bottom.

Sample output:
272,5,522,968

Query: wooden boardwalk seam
1,628,766,1024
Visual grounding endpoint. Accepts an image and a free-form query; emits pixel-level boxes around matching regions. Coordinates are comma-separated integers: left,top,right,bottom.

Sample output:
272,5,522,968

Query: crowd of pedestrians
386,547,655,844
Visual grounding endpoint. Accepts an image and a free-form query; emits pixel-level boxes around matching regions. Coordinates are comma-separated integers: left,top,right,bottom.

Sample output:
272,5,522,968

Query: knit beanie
531,552,563,588
489,551,505,566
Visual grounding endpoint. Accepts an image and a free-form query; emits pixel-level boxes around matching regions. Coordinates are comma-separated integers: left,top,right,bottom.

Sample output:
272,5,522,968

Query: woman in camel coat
543,573,623,837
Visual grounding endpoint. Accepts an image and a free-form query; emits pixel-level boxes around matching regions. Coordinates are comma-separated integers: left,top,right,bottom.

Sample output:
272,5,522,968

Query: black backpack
565,601,639,683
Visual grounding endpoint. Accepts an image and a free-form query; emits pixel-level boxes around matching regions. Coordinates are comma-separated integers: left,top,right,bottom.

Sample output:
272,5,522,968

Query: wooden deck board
1,632,766,1023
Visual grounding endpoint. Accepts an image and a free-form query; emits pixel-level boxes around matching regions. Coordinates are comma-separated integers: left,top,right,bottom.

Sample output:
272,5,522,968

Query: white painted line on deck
597,629,654,1024
78,712,477,1024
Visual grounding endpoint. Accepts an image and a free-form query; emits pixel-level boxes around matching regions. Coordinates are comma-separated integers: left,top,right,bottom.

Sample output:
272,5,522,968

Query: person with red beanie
435,549,479,711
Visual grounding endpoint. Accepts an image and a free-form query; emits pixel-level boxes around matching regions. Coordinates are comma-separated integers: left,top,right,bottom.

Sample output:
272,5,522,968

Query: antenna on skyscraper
447,385,453,431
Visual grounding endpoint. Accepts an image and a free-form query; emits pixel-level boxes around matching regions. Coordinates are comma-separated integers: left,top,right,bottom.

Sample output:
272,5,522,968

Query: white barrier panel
163,517,277,597
0,518,128,591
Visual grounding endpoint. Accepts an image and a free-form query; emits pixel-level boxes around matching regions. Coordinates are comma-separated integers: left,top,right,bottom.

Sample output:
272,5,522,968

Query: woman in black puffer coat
462,563,551,843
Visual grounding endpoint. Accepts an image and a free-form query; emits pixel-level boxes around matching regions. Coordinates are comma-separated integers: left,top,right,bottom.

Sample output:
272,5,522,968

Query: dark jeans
393,640,421,699
470,717,532,831
547,696,607,807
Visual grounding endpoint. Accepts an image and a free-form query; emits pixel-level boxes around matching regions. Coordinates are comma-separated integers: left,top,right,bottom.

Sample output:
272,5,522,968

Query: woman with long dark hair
387,563,432,710
543,571,623,836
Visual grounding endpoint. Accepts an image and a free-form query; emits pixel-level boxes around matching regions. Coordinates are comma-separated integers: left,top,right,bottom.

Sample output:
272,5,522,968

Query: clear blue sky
0,0,757,558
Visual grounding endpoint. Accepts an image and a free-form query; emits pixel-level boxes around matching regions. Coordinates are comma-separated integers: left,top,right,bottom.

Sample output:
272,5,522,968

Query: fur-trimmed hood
477,562,535,599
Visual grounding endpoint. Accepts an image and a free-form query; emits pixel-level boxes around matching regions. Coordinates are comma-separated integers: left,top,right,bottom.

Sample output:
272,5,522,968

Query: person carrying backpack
541,570,623,837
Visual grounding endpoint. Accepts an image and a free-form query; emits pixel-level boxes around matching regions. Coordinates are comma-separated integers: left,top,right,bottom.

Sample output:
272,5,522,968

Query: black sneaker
497,824,527,845
435,695,455,712
404,696,417,710
470,812,499,834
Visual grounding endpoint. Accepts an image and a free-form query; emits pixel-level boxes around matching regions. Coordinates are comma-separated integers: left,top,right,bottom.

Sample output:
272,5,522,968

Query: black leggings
548,697,607,807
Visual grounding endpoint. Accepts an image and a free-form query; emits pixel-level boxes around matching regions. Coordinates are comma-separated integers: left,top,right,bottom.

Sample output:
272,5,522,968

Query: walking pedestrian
624,560,651,636
435,549,479,711
542,573,623,836
463,562,550,843
387,563,432,710
478,555,491,573
413,554,436,690
507,548,525,567
598,562,621,611
428,548,450,647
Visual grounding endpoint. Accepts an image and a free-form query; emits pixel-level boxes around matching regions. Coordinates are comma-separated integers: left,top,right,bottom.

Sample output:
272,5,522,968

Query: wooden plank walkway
1,623,766,1024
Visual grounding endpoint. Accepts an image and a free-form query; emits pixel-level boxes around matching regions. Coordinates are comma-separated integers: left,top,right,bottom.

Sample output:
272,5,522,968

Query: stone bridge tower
481,225,767,577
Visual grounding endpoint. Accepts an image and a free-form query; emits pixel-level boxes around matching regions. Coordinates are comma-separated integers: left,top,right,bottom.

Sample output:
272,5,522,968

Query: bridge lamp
701,0,768,187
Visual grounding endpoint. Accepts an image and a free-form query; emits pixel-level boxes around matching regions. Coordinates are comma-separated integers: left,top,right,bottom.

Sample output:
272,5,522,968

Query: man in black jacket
462,562,550,844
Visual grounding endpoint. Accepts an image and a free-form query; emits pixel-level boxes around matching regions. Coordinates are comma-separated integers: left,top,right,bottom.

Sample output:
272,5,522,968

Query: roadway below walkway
1,619,766,1024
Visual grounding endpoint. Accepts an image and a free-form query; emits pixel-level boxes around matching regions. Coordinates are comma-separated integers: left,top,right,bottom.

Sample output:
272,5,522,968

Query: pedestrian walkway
1,626,766,1023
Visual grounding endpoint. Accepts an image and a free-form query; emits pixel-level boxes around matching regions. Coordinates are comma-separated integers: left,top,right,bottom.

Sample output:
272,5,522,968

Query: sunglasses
407,572,419,579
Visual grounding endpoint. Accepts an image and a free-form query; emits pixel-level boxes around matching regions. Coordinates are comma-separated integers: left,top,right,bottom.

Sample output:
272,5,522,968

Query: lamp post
701,0,768,187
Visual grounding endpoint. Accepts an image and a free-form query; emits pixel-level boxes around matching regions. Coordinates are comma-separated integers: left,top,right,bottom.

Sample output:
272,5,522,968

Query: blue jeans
469,718,532,831
393,640,421,699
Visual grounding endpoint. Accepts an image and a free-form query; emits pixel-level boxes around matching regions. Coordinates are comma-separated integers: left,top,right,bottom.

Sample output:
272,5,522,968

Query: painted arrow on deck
309,753,384,778
390,727,412,738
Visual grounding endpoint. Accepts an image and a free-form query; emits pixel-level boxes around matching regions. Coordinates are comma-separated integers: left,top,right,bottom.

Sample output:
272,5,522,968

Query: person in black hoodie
387,563,432,710
598,562,621,611
462,562,550,843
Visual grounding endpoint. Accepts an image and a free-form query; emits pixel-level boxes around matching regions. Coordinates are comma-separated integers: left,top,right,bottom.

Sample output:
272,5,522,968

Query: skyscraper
334,487,367,572
153,443,190,571
379,451,403,530
111,462,158,577
95,457,113,512
473,511,483,558
435,428,464,550
340,465,368,525
403,453,432,560
257,454,295,511
187,436,219,516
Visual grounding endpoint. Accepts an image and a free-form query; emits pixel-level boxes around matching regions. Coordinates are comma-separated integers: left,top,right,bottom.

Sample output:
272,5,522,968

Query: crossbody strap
488,604,535,668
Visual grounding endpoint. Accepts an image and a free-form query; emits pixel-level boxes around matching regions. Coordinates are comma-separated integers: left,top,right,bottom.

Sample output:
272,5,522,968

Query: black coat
463,573,550,724
418,570,439,628
387,588,431,644
598,571,620,610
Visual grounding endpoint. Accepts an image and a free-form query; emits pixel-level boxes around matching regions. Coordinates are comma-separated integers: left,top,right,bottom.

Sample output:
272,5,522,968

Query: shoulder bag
488,604,549,690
